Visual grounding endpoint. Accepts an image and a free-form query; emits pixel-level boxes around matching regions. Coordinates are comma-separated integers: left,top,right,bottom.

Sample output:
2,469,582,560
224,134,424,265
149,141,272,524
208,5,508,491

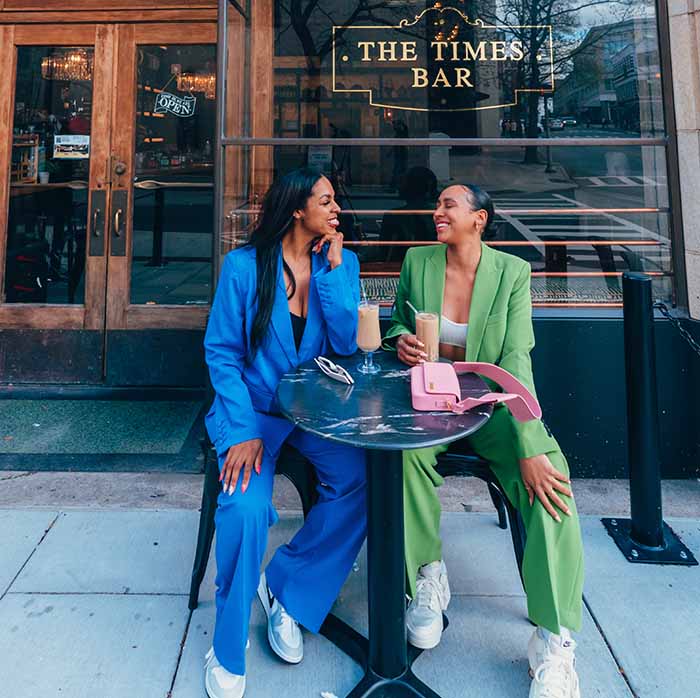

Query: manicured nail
555,515,561,523
566,511,572,517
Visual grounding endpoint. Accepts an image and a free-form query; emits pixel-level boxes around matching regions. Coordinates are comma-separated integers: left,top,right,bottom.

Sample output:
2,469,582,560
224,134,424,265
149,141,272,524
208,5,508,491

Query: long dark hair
460,184,495,235
246,167,323,355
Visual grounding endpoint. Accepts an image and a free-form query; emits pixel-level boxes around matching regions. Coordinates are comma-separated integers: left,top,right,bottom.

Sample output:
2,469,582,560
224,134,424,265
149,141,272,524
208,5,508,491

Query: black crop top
290,312,306,350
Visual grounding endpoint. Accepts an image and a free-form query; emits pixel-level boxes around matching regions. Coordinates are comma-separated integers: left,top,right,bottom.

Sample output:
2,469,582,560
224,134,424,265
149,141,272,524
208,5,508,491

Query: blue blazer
204,245,360,458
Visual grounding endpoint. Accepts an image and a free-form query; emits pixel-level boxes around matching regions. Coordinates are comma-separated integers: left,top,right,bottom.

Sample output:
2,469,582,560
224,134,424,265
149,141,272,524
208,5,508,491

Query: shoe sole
257,575,303,665
407,622,443,650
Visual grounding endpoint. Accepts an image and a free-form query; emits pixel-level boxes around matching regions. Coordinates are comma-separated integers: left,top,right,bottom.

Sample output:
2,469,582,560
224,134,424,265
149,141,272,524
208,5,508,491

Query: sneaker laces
533,648,575,698
414,575,443,613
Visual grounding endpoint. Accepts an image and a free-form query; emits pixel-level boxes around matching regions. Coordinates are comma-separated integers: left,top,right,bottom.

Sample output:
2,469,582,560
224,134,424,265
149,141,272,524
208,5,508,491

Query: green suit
384,243,583,634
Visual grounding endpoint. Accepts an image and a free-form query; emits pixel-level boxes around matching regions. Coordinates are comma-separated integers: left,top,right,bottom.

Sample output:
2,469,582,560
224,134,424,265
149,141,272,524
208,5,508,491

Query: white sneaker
257,572,303,664
528,628,581,698
406,560,451,650
204,648,246,698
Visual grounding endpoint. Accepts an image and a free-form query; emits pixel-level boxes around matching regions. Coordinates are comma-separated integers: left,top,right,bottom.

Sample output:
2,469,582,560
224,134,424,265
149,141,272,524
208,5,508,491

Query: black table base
319,449,448,698
320,613,449,698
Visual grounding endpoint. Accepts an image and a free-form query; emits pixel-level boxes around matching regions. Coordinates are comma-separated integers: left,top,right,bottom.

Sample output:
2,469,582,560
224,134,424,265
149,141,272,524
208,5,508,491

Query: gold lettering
432,68,451,88
402,41,417,61
510,41,524,61
377,41,398,61
430,41,448,61
455,67,474,87
491,41,508,61
411,67,429,87
357,41,375,62
463,41,487,61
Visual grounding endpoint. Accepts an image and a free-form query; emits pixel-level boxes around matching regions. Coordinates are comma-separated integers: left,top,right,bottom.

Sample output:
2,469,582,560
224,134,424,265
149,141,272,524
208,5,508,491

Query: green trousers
404,407,584,634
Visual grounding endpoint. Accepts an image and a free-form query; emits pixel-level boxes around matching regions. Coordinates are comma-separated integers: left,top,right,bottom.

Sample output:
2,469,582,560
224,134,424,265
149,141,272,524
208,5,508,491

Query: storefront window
222,0,673,307
5,46,94,304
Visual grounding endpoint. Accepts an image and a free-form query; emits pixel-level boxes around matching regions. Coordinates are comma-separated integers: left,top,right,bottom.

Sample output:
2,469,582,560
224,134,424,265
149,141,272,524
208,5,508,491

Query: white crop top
439,315,468,348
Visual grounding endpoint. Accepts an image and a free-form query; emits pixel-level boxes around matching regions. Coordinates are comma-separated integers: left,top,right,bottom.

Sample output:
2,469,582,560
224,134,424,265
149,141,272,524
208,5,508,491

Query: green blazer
383,243,557,459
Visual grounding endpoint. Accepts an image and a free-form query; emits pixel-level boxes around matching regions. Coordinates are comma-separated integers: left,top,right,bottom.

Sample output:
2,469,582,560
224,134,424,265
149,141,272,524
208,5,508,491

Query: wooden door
0,21,217,384
102,23,216,382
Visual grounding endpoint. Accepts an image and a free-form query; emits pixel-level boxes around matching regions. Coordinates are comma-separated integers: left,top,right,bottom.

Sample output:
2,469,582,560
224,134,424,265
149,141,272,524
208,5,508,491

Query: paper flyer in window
53,135,90,160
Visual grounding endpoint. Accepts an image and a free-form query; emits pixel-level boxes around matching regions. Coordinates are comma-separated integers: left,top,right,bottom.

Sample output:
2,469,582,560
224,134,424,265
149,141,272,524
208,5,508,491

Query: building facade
0,0,698,475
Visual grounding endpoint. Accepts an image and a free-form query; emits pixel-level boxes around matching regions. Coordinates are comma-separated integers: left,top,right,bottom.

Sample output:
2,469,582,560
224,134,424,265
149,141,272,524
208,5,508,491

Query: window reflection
130,44,216,305
224,144,672,306
268,1,665,140
5,46,93,304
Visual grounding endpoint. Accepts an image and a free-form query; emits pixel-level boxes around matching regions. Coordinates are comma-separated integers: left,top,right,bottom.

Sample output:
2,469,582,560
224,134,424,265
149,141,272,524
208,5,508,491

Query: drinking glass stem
364,351,374,371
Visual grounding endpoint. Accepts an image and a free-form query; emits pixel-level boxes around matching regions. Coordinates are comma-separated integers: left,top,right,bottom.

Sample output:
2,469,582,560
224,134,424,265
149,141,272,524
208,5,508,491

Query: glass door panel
5,45,95,304
130,43,216,306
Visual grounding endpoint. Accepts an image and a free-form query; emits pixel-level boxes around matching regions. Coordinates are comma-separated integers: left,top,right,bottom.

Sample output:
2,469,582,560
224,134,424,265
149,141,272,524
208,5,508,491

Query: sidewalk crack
0,472,34,482
0,512,61,601
166,609,194,698
583,593,638,697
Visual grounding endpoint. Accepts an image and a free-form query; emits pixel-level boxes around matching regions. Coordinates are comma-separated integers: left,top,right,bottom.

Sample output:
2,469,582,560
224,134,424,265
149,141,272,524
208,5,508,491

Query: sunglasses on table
314,356,355,385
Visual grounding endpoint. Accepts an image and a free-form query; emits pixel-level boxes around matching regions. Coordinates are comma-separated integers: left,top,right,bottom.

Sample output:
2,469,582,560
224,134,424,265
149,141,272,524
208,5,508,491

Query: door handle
114,208,123,237
88,190,106,256
110,189,128,257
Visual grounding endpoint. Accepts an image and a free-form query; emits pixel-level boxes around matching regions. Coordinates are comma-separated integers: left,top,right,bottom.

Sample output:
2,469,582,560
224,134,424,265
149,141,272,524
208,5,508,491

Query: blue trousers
213,427,367,675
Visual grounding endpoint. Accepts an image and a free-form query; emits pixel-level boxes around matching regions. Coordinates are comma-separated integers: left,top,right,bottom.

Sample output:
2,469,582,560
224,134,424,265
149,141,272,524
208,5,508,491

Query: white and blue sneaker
257,572,303,664
528,627,580,698
204,647,246,698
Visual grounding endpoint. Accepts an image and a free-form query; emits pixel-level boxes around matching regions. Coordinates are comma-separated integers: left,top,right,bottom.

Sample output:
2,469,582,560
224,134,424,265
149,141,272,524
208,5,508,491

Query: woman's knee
217,488,272,527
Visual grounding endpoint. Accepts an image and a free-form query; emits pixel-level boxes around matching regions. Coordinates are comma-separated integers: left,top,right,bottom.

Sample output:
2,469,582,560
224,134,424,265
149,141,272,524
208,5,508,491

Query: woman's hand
396,333,428,366
313,231,344,269
519,453,573,522
220,438,264,495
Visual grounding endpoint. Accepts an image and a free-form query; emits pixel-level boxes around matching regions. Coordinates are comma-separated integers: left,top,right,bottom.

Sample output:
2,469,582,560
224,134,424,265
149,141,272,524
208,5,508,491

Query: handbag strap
449,362,542,422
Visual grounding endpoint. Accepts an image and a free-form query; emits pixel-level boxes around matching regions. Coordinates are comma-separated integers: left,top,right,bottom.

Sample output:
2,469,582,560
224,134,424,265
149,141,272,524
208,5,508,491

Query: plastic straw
406,300,420,315
360,278,368,304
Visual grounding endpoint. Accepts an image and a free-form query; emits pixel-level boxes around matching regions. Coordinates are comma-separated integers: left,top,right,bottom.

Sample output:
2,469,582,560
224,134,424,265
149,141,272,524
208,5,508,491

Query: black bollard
602,273,697,565
623,272,664,548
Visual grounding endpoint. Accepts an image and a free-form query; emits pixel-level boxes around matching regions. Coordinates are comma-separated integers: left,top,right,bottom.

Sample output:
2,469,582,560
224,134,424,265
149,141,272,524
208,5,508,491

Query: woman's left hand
313,231,344,269
519,453,573,522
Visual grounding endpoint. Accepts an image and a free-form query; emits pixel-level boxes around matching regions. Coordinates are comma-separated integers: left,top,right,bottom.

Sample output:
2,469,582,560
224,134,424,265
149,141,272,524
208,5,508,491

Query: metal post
602,272,697,565
622,272,664,548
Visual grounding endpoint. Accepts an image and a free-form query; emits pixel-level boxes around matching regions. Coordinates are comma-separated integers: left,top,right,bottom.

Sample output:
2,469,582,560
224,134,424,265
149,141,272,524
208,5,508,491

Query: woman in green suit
384,184,583,698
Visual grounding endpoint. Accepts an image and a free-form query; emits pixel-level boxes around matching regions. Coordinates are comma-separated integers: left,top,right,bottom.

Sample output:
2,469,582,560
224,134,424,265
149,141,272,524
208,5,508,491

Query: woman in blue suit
203,168,367,698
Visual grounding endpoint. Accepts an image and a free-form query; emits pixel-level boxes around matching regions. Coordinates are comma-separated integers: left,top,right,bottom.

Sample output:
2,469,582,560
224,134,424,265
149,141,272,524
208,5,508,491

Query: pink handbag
410,361,542,422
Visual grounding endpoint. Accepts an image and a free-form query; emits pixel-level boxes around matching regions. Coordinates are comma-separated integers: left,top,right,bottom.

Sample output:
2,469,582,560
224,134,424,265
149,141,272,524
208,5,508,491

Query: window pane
230,1,666,139
222,143,673,307
130,44,216,305
5,46,94,304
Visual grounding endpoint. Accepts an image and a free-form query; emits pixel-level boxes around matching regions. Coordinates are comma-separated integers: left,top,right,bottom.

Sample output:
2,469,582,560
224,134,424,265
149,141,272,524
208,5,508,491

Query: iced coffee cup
357,302,381,374
415,312,439,362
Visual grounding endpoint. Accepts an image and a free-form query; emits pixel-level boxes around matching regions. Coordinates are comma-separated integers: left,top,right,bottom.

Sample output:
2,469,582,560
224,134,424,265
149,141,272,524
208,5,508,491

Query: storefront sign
332,4,554,112
154,92,196,117
53,135,90,160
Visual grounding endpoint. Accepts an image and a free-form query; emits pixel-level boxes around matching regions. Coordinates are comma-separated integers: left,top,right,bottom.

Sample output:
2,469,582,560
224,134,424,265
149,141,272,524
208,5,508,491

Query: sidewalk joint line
0,512,60,601
5,591,188,597
583,593,638,697
167,609,194,698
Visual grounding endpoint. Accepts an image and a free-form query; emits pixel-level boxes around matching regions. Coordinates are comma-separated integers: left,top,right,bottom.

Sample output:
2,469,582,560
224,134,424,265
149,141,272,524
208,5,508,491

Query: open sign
153,92,197,117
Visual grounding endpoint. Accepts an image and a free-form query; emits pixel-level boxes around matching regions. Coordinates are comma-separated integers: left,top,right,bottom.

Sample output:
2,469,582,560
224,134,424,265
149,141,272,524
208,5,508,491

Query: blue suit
204,245,367,675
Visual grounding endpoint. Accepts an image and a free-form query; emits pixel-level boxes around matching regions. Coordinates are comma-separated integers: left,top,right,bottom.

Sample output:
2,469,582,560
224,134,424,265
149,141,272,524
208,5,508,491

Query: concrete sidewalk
1,503,698,698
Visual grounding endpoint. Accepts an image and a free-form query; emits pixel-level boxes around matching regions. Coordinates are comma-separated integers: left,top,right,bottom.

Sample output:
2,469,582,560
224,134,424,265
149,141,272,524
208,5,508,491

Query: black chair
188,431,527,610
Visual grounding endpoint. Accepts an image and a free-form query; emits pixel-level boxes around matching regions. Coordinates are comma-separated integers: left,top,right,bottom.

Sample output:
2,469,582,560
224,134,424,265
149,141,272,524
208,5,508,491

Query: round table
276,351,491,698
